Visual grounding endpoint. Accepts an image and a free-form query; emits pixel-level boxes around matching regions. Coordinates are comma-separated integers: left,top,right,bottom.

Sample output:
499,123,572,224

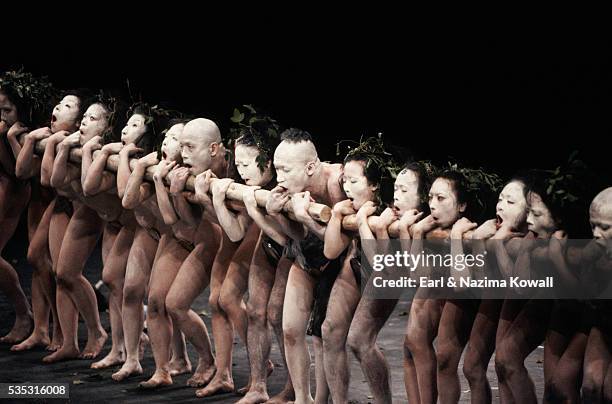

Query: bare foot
186,362,215,387
91,350,125,369
112,359,143,381
169,356,192,376
138,332,149,361
42,345,80,363
237,389,270,404
238,360,274,394
79,330,108,359
266,388,296,404
10,331,50,351
195,375,234,397
0,314,33,344
49,324,63,351
139,370,172,389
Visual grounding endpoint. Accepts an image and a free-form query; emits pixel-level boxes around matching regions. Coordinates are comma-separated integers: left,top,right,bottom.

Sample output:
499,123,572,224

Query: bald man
265,128,345,404
582,187,612,402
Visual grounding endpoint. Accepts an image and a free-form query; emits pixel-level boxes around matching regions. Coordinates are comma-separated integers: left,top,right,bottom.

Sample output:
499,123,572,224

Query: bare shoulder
324,163,345,204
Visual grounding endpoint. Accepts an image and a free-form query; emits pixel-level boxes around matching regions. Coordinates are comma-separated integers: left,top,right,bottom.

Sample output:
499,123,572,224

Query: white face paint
496,181,528,230
273,141,311,193
393,168,420,215
0,92,19,128
342,160,376,210
79,103,110,145
121,113,147,145
428,178,465,229
526,192,557,238
234,144,273,186
51,95,81,133
161,123,183,162
590,203,612,255
178,123,214,175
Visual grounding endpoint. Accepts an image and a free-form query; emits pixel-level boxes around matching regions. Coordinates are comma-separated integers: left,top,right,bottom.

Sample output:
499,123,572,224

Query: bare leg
582,326,611,403
312,337,328,404
436,299,478,404
494,299,527,403
321,262,361,404
462,299,502,404
495,299,553,404
44,205,105,362
266,257,295,404
0,178,32,344
112,228,157,381
404,298,442,404
347,295,398,404
281,264,316,404
166,238,219,389
91,225,134,368
139,235,189,388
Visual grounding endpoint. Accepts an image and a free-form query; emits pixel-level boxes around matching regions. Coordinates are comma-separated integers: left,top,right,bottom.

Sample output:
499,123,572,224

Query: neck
305,162,327,199
210,154,228,178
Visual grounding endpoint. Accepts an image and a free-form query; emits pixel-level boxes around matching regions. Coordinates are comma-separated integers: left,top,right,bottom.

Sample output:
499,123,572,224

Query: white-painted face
496,181,528,230
121,113,147,145
161,123,183,162
273,141,311,193
0,92,19,128
51,95,81,133
178,123,214,175
79,103,110,145
526,192,557,238
428,177,465,229
393,168,420,215
234,144,273,186
342,160,377,210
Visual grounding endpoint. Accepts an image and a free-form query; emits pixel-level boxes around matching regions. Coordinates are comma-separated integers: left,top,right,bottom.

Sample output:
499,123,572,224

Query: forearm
172,193,201,227
212,199,246,242
297,213,326,240
245,205,286,245
50,145,72,188
271,212,306,241
122,165,146,209
41,139,61,186
0,140,15,175
324,213,350,259
117,154,132,198
83,152,109,195
15,137,37,179
154,178,179,225
7,134,23,161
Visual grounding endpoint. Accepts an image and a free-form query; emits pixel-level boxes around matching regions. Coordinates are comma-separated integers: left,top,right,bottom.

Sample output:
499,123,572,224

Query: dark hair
433,170,475,220
523,170,591,237
341,153,393,208
60,88,95,124
128,106,159,156
155,118,189,162
235,129,281,172
280,128,313,143
0,87,49,128
400,161,432,213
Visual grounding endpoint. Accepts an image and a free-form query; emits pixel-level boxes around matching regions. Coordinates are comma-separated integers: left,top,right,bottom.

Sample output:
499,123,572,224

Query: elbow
82,181,96,196
122,195,136,210
228,232,244,243
323,245,341,260
15,165,30,180
163,214,178,226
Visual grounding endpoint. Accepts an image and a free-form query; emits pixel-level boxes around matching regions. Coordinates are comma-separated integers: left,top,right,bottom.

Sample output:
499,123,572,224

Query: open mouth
496,214,503,229
183,163,192,169
51,114,58,123
162,151,168,159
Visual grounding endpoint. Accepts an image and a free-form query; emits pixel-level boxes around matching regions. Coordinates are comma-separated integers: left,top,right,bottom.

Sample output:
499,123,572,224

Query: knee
283,324,304,348
246,299,267,326
462,351,486,384
266,303,282,330
218,287,236,314
165,294,187,319
55,272,74,289
208,293,221,315
147,293,166,317
101,269,118,290
321,318,346,351
26,247,45,270
123,283,144,306
544,380,571,403
347,326,368,358
403,335,415,362
435,341,460,373
494,344,518,382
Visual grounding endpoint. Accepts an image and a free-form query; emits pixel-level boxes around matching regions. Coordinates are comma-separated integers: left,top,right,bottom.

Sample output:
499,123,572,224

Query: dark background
3,37,611,184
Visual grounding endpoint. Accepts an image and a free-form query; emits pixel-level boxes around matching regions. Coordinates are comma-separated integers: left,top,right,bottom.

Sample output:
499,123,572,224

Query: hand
472,219,498,240
137,152,159,168
266,185,290,215
153,160,176,182
242,186,261,209
194,169,215,199
83,135,103,152
411,214,437,236
451,217,478,239
398,209,423,229
379,207,397,226
26,127,53,141
101,142,123,155
7,122,29,139
549,230,568,262
291,191,314,219
119,143,143,157
211,177,235,203
60,131,81,149
169,167,191,195
492,224,525,240
332,199,355,218
356,201,377,227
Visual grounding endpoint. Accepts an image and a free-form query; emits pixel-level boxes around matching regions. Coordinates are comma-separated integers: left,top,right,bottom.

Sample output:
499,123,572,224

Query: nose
122,127,127,136
593,227,603,239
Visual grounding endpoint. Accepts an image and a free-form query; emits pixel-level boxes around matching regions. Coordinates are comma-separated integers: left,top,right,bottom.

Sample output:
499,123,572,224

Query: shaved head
183,118,222,145
179,118,223,175
590,187,612,243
